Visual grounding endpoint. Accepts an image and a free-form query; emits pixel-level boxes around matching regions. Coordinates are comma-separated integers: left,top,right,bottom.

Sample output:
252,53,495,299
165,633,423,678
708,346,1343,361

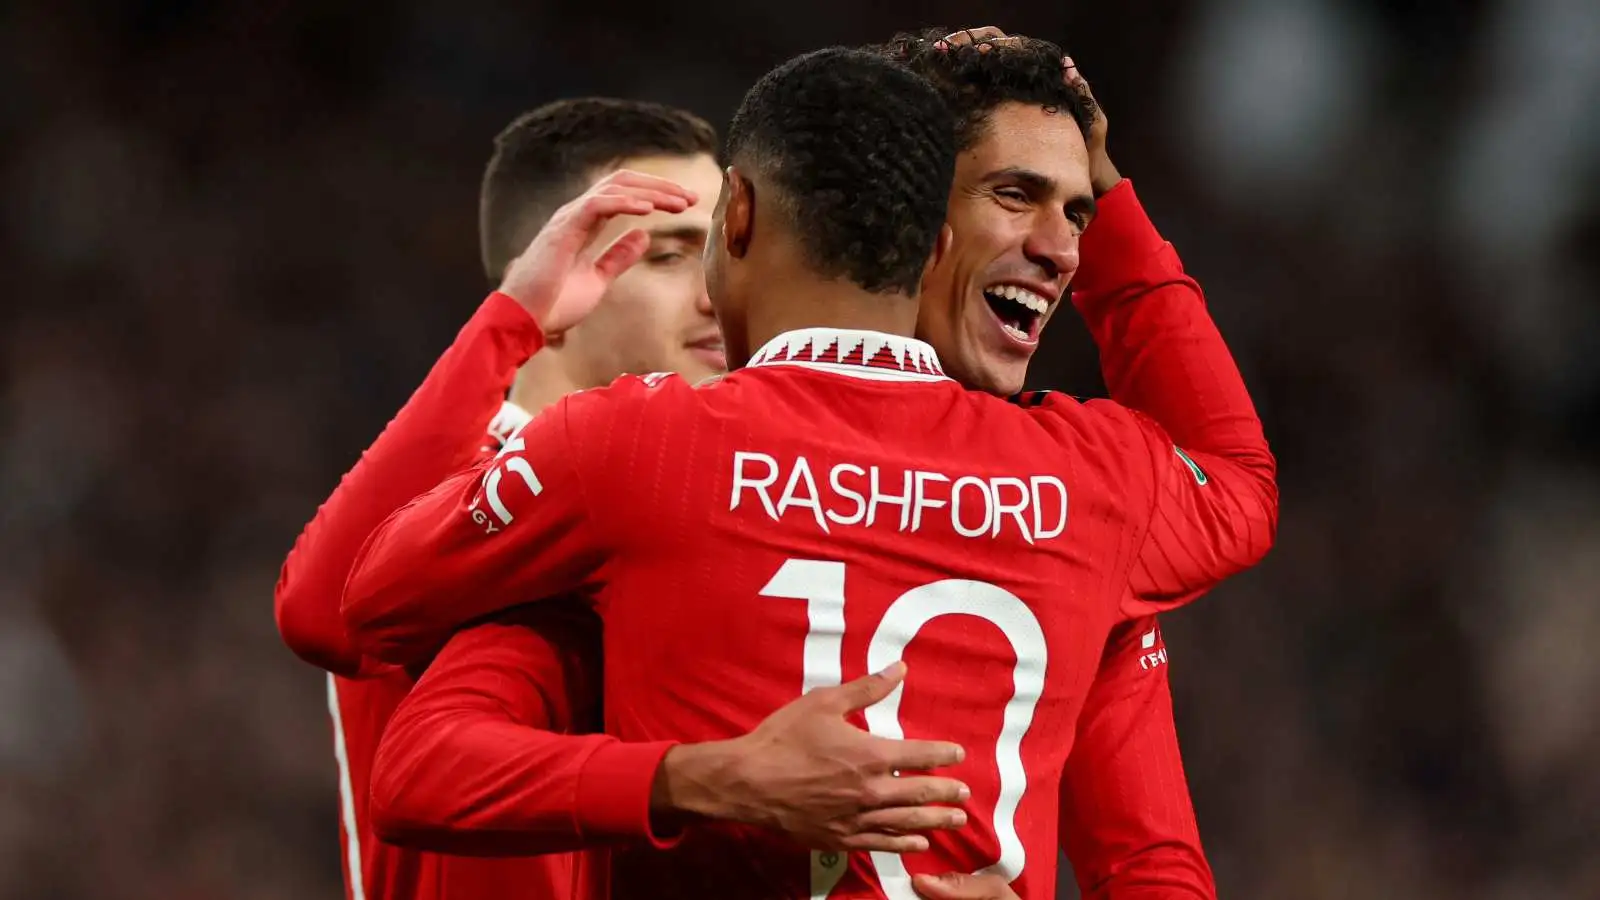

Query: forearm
275,292,542,676
372,709,676,855
371,608,684,854
1072,181,1269,473
1061,624,1215,899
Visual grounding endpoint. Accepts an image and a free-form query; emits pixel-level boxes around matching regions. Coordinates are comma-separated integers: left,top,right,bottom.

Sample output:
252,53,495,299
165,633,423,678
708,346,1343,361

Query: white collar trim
746,328,949,382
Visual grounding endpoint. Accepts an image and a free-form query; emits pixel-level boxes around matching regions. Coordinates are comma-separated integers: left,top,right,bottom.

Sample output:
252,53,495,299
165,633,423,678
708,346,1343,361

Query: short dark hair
479,98,717,281
725,47,956,297
871,30,1096,153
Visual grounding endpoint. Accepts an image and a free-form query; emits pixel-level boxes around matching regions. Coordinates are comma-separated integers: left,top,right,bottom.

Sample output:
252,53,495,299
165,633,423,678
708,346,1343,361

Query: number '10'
759,558,1049,900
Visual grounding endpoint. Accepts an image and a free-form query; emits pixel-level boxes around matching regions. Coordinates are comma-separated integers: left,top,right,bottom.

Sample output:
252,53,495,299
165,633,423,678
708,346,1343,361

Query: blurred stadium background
2,1,1597,897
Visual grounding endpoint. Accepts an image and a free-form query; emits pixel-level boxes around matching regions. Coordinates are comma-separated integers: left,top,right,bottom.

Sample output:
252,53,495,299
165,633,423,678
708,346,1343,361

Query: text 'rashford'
730,451,1067,545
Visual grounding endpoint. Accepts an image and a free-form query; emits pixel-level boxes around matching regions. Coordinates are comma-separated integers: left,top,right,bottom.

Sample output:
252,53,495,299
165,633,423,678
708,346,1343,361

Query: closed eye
648,251,688,265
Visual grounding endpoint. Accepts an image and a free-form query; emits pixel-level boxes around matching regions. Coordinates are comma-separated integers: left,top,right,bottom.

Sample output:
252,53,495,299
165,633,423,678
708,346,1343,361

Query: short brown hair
479,98,718,282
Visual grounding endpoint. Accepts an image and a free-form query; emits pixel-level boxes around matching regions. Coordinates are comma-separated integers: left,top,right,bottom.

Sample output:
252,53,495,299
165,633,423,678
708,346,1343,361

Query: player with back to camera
343,45,1275,900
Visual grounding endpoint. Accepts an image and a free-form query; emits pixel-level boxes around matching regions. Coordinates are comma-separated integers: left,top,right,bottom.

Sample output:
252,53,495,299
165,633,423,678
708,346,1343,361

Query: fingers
862,774,969,809
880,737,966,771
567,191,656,224
825,661,907,712
548,181,692,257
568,186,690,228
912,872,1017,900
554,168,698,236
940,26,1010,47
591,228,651,281
853,804,967,835
1063,55,1089,91
591,168,698,205
838,832,931,854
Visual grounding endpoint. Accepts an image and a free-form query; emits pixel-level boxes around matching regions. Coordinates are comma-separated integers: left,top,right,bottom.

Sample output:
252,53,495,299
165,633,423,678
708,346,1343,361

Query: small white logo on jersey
1139,627,1168,670
468,433,543,533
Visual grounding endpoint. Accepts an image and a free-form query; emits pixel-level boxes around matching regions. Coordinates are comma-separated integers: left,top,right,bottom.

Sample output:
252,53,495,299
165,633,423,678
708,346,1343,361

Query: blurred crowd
2,1,1596,898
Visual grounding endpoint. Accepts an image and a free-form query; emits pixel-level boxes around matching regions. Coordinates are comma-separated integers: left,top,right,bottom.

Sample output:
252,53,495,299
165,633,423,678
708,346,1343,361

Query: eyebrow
986,166,1098,220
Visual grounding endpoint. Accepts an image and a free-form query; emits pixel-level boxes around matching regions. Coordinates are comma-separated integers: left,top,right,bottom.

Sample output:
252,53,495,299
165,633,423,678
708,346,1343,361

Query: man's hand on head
649,662,972,853
498,169,698,334
936,26,1123,197
935,26,1019,52
1062,57,1122,196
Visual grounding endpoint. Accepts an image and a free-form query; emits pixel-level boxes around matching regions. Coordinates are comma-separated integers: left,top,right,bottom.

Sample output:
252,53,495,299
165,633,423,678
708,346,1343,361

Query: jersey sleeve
273,292,542,678
369,604,680,855
340,389,615,667
1060,618,1216,900
1070,180,1278,615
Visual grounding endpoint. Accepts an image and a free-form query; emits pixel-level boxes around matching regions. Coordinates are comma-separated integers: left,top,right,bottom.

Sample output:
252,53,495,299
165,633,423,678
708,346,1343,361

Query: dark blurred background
3,1,1597,898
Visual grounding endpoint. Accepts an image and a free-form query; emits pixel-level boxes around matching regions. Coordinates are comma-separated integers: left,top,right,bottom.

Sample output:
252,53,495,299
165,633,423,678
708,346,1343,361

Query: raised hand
498,169,698,334
652,662,972,853
1062,58,1122,196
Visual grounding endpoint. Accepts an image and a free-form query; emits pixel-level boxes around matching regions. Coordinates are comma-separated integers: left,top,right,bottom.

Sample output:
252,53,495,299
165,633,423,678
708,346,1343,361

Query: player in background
273,99,727,900
343,44,1276,900
892,29,1221,897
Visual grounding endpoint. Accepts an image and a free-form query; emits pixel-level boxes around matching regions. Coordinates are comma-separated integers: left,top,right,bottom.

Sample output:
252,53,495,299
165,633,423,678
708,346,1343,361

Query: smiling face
917,102,1097,396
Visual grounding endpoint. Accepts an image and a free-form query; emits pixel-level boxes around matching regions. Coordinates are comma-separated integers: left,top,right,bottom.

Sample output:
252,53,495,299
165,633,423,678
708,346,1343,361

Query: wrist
1088,152,1126,196
650,739,745,822
1091,158,1123,198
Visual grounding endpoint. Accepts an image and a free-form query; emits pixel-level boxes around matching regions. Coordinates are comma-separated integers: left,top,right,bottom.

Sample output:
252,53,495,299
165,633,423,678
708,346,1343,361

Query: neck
507,351,583,415
741,278,920,362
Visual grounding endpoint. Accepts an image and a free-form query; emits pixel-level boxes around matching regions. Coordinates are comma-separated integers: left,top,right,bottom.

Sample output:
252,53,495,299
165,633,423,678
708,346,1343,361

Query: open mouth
981,283,1050,344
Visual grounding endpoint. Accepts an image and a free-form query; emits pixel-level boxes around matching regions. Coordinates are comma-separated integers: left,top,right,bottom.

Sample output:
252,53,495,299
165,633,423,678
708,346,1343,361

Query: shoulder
561,372,689,414
1005,388,1081,410
1010,389,1160,447
547,372,705,459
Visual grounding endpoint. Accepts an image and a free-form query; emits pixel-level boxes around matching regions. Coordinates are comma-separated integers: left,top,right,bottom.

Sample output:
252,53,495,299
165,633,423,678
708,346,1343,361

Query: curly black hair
870,29,1096,153
479,98,717,282
725,47,956,297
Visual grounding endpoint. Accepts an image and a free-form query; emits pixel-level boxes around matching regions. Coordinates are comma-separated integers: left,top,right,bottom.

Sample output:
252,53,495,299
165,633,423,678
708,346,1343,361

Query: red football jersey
1056,179,1230,900
345,316,1275,897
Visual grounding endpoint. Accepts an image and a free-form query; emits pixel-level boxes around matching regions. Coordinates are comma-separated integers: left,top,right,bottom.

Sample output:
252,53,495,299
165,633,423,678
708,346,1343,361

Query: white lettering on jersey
762,559,1048,897
1138,627,1168,670
733,452,1068,544
730,452,781,518
468,431,544,533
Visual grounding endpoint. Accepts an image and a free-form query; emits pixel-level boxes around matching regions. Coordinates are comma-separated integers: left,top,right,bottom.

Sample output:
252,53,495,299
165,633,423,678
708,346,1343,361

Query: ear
722,166,754,259
921,222,954,286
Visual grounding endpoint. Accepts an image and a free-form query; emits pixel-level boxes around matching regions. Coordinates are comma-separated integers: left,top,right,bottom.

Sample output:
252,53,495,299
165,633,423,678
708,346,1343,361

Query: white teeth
999,322,1029,340
985,284,1050,315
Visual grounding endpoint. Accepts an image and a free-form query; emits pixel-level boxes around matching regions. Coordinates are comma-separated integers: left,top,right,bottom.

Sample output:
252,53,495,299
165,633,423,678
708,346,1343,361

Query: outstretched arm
1060,619,1215,899
274,291,540,677
373,615,972,857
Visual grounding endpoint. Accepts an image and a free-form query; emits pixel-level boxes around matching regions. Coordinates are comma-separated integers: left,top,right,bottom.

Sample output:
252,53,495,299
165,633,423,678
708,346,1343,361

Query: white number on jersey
760,558,1048,900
